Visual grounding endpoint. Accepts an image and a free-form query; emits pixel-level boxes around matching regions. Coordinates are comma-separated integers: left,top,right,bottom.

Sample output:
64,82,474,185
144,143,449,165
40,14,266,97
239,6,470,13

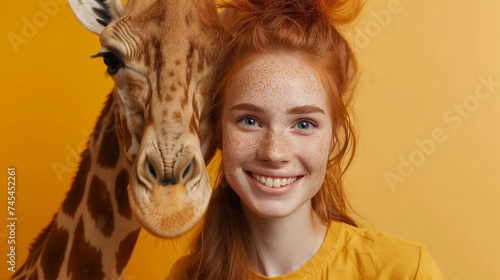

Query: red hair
189,0,363,279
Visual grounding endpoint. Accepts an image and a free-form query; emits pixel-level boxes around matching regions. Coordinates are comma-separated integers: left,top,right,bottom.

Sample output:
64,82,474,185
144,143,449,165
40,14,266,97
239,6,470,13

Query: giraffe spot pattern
169,83,177,92
87,176,115,237
40,223,69,280
154,37,163,101
115,228,141,275
97,111,120,168
67,218,105,280
62,152,92,217
173,111,182,125
115,169,132,219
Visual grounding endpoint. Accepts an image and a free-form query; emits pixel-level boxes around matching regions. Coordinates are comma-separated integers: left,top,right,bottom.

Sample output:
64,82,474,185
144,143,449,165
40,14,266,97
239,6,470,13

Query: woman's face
221,54,334,219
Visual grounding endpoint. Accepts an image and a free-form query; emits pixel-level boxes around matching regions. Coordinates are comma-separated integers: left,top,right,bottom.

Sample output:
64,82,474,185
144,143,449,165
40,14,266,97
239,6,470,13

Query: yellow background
1,0,499,279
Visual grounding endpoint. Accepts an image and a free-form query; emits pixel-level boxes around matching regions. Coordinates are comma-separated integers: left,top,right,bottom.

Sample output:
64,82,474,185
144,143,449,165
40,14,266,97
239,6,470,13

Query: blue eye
242,117,257,126
297,121,310,129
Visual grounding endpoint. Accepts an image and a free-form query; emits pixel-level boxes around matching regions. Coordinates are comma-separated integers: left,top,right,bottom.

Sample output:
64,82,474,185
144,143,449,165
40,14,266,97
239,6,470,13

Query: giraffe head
68,0,226,238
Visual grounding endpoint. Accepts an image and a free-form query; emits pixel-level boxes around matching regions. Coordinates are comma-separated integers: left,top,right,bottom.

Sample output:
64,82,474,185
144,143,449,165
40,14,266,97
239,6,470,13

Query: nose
257,129,292,164
137,145,196,188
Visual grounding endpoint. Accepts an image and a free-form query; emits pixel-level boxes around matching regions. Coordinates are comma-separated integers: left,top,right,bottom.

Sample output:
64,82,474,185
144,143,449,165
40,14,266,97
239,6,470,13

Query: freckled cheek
222,127,260,160
299,134,331,169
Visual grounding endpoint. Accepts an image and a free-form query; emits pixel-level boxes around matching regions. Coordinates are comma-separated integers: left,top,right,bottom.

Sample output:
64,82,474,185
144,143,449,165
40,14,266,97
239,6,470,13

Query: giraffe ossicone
13,0,228,279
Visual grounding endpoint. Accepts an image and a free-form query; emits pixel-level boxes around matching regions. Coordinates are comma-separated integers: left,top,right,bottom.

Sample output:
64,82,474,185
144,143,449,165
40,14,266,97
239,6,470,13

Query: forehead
227,55,327,107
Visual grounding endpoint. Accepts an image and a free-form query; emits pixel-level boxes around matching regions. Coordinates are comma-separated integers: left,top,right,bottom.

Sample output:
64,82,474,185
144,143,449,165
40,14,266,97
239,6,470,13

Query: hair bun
315,0,364,25
219,0,363,30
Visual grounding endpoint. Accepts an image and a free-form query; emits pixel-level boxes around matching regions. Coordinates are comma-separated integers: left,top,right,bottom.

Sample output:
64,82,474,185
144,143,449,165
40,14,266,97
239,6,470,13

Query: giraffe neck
13,93,141,280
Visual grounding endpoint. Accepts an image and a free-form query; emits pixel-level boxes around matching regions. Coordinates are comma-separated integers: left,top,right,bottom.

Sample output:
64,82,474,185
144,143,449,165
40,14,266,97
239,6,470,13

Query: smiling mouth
250,172,298,188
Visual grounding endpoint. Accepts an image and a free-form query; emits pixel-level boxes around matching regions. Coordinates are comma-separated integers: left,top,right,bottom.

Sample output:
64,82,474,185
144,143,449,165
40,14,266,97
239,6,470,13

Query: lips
250,172,297,188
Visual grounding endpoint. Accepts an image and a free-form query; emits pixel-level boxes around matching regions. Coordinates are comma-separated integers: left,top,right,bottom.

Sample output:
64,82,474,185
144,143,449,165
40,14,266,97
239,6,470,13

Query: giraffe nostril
182,158,194,181
146,156,157,180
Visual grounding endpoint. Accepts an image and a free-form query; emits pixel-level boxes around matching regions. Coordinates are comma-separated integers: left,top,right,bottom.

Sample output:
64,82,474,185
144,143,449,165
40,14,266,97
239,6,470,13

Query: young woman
167,0,444,279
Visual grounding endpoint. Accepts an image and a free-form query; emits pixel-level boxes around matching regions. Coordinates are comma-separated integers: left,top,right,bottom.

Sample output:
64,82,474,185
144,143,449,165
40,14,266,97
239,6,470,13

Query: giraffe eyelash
92,51,124,75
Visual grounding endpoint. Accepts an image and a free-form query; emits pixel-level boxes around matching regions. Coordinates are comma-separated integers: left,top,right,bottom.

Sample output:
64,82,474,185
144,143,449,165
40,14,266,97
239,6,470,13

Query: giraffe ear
67,0,126,35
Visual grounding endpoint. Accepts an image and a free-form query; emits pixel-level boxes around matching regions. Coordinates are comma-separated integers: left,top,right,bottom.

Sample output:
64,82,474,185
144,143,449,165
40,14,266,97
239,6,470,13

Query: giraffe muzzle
142,150,195,187
128,138,211,238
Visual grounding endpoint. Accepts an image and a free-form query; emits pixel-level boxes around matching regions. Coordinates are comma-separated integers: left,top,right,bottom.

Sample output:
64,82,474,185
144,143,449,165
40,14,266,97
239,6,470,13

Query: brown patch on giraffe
142,39,152,68
115,169,132,219
169,83,177,92
97,112,120,168
175,59,181,65
154,37,163,101
165,94,174,102
172,111,183,125
91,94,114,146
147,0,167,25
115,228,141,275
185,42,195,87
189,114,197,135
162,109,168,117
39,223,69,280
168,71,175,77
135,131,142,145
62,152,91,217
181,88,189,109
197,46,205,73
87,176,115,237
67,218,105,280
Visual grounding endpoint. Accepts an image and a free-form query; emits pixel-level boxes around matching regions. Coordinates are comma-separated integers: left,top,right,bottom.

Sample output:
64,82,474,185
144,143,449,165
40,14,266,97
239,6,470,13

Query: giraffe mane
28,216,55,256
13,215,56,277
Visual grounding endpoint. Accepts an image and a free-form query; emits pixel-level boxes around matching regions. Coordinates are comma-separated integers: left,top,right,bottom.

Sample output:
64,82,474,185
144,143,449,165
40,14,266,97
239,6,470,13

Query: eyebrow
230,103,265,113
287,105,326,115
230,103,325,115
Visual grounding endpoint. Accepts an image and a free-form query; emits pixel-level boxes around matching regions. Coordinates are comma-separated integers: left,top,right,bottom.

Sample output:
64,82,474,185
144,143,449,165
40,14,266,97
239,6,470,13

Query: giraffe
12,0,229,279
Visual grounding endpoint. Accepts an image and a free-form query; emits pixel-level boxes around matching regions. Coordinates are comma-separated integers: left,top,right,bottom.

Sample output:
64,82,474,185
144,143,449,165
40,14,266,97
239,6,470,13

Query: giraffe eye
102,52,123,73
92,52,124,74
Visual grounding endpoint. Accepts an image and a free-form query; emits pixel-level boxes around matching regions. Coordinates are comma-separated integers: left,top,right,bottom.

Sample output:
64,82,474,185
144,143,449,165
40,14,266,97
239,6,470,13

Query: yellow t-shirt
167,220,444,280
253,220,443,280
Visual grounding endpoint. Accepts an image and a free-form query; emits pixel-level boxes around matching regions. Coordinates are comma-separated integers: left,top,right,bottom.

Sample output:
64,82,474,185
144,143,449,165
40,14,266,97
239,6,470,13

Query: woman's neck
242,200,329,277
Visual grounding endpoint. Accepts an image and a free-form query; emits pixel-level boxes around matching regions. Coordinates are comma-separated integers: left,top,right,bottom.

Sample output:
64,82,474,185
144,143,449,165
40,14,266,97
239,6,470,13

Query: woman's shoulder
342,222,423,255
332,221,444,279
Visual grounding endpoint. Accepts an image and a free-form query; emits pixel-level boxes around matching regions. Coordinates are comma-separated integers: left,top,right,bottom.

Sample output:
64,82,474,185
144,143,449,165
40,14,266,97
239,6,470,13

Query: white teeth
251,173,298,188
265,178,273,187
273,180,281,188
